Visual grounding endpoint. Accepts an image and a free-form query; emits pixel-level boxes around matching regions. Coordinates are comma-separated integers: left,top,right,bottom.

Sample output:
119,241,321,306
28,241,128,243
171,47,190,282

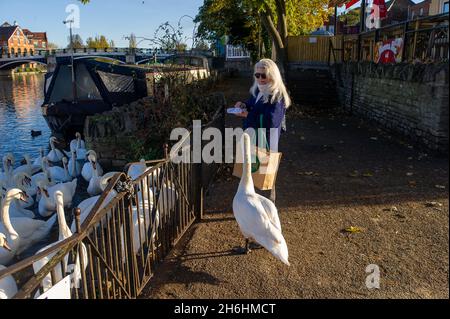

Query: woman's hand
234,102,248,118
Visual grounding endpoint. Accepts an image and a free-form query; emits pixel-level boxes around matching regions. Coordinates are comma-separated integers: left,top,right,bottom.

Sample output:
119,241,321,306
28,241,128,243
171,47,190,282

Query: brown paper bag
233,144,282,191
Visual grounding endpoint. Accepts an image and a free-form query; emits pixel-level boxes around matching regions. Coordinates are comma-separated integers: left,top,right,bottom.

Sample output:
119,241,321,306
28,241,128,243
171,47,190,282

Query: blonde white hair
250,58,291,108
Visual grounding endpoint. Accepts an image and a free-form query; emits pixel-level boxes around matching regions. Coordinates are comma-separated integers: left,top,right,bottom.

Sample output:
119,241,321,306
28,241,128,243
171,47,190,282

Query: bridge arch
73,55,126,64
0,60,47,70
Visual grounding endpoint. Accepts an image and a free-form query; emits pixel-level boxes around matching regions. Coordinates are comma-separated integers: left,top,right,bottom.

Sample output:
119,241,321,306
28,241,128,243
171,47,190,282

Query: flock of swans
1,131,290,299
0,132,177,299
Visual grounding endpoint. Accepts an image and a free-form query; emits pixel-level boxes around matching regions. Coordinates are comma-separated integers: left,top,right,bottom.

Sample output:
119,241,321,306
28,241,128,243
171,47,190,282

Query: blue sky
0,0,425,48
0,0,204,48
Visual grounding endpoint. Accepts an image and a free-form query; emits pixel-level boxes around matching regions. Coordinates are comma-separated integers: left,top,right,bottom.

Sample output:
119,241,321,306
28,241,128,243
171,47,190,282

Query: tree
129,33,137,49
69,34,84,49
47,42,59,50
195,0,331,72
86,35,112,49
339,8,360,26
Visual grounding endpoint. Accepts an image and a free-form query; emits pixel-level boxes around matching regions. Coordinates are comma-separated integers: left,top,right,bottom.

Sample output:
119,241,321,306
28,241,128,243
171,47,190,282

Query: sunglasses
254,73,267,79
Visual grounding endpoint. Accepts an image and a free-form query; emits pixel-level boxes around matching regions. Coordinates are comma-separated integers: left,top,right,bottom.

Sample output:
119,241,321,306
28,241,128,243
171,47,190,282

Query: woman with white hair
234,58,291,152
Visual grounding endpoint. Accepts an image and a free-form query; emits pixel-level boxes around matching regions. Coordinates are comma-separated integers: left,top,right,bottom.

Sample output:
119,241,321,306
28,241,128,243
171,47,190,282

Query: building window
419,8,423,16
411,11,415,18
444,2,449,13
42,42,46,47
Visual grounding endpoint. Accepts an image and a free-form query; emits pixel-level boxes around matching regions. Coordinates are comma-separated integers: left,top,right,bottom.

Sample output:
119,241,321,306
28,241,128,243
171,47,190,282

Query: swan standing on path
1,233,18,299
232,133,289,266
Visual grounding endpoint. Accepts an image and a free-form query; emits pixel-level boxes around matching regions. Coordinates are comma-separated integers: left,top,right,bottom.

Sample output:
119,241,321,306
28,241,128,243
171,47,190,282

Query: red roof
0,25,18,42
22,29,47,41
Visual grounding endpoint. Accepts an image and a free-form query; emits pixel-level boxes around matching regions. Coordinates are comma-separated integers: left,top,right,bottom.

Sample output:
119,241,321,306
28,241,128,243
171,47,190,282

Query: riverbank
139,75,449,299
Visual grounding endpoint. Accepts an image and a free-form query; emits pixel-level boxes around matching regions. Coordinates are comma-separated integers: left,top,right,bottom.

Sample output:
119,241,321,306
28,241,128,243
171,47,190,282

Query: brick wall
332,62,449,153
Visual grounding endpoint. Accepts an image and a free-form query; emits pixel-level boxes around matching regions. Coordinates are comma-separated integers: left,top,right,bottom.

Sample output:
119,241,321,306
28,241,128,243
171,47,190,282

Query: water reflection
0,73,51,168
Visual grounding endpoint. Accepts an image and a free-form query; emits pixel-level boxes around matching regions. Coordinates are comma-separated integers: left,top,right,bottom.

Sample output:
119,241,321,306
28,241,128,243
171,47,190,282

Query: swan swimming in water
33,191,87,296
0,189,56,265
232,133,289,266
46,137,65,163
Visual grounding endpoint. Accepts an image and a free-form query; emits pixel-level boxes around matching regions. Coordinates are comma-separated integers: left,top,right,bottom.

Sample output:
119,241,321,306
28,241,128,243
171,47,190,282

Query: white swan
70,173,118,233
38,179,77,217
33,148,45,167
13,154,41,176
0,189,56,265
70,132,86,152
0,183,35,219
33,191,88,295
68,149,82,178
87,161,117,196
81,151,103,182
11,173,35,209
47,137,65,163
70,132,87,160
0,155,14,188
42,157,71,183
232,133,289,266
0,235,18,298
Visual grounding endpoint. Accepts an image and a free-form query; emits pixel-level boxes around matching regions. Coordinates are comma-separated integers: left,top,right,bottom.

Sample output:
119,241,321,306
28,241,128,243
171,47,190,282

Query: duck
38,179,77,217
70,172,118,233
46,137,65,163
81,151,103,182
232,133,289,266
32,191,88,295
0,189,56,265
68,149,82,178
13,154,41,176
1,233,18,299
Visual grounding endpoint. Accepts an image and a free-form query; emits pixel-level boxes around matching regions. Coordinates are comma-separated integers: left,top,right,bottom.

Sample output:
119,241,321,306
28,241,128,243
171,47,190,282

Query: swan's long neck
70,153,76,176
50,139,55,151
55,195,72,241
77,137,81,150
238,136,255,194
1,193,19,239
63,161,70,179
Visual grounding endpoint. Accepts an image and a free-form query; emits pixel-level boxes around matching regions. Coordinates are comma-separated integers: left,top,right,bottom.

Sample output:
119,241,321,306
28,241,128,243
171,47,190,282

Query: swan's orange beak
1,239,11,252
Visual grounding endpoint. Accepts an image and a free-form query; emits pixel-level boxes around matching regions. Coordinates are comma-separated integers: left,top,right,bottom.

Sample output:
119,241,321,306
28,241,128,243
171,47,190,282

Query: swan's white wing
233,196,283,245
253,193,281,232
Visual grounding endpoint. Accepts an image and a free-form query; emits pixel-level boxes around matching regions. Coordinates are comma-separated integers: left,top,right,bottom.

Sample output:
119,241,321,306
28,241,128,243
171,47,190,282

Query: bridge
0,48,206,70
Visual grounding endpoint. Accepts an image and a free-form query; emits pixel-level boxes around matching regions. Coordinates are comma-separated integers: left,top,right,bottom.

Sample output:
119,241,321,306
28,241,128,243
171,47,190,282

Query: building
0,21,47,57
22,29,48,51
382,0,416,26
315,15,346,35
429,0,449,14
409,0,431,19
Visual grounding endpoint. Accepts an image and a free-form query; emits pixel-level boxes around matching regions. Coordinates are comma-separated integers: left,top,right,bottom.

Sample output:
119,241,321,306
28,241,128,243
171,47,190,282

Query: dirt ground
139,75,449,299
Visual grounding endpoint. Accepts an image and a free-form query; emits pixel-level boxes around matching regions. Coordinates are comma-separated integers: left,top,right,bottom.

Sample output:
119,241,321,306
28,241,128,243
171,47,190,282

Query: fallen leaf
300,136,305,140
425,202,443,207
435,185,446,189
391,206,399,212
304,172,314,176
342,123,347,127
370,137,378,141
406,172,414,176
409,181,417,186
348,171,359,177
363,172,373,177
344,226,362,233
408,157,413,160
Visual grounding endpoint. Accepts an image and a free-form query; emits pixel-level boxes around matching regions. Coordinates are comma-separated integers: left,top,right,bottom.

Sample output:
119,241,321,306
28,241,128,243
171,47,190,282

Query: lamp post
63,18,77,102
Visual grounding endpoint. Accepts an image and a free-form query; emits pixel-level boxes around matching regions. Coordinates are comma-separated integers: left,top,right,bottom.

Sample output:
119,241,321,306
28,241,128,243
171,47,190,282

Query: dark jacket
243,91,286,152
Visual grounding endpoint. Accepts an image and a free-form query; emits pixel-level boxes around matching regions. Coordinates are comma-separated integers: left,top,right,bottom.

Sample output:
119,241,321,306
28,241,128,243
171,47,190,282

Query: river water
0,73,52,168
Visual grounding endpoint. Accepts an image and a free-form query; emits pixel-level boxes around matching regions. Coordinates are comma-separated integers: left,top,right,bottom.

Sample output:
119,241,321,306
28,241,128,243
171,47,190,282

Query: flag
345,0,360,9
373,0,387,19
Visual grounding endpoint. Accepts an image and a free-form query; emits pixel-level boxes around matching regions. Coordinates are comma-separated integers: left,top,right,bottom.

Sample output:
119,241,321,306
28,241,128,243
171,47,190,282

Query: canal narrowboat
42,55,211,140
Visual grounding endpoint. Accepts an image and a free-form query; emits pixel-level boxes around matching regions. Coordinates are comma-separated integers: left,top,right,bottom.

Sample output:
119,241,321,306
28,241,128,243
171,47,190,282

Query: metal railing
0,105,225,298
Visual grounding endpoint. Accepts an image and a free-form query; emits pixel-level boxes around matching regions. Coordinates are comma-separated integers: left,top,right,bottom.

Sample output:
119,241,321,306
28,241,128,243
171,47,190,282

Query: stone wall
332,62,449,154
